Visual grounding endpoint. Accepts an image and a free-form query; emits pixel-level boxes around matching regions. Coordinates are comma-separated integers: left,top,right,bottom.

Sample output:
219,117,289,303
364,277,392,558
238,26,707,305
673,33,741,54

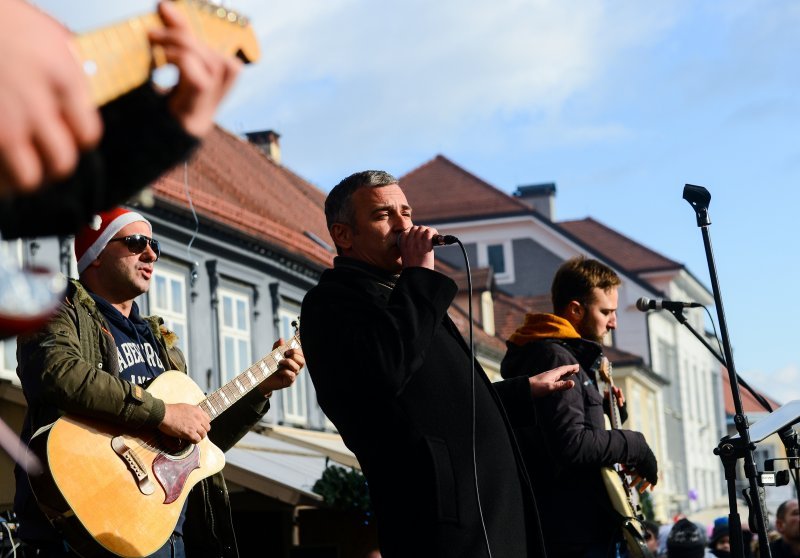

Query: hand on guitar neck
0,0,247,339
598,357,658,493
0,0,242,196
147,1,241,138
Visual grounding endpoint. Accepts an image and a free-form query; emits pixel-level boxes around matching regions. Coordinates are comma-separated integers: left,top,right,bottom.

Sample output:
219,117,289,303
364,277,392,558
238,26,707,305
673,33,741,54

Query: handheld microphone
432,234,458,247
396,233,459,248
636,297,703,312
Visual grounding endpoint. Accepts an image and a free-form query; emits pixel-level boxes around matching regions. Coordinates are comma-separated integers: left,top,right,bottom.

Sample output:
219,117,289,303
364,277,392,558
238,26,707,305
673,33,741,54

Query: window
0,238,24,380
487,244,506,274
149,268,189,355
218,288,251,384
478,241,514,284
279,309,308,426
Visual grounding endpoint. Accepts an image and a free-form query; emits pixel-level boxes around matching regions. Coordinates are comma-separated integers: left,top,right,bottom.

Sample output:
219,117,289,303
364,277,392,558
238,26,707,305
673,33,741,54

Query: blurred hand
149,1,241,138
0,0,101,195
529,364,579,398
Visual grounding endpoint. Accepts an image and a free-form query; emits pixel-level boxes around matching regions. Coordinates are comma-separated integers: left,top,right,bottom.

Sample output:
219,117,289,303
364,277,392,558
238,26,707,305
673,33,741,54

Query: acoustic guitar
597,357,654,558
27,333,300,558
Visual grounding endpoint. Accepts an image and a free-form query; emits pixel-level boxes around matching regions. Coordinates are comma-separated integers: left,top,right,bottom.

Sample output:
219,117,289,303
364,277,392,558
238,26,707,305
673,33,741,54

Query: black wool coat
300,258,544,558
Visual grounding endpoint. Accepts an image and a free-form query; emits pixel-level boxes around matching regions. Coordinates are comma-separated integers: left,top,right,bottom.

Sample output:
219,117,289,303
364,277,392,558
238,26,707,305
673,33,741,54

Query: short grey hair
324,170,398,231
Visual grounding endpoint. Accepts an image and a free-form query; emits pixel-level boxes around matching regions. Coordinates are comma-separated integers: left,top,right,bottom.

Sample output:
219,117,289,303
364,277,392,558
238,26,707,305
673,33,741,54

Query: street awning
258,424,360,470
224,431,326,506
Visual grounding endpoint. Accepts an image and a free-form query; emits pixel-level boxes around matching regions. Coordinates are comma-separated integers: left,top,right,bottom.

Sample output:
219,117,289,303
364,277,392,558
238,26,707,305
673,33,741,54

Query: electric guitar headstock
598,356,613,385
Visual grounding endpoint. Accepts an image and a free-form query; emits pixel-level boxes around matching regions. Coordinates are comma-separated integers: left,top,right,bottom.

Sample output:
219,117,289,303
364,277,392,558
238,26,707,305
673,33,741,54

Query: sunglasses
107,234,161,260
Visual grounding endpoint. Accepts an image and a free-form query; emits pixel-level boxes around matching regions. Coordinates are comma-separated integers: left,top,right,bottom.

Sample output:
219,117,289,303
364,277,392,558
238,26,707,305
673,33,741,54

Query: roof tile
152,126,333,268
401,155,531,222
559,217,682,274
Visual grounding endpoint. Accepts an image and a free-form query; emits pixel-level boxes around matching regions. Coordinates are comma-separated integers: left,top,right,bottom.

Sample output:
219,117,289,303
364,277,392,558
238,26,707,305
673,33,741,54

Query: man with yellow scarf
501,256,658,558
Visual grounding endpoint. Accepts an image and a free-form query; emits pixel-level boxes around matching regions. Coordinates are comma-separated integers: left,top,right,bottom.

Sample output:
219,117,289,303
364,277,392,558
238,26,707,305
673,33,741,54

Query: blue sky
38,1,800,404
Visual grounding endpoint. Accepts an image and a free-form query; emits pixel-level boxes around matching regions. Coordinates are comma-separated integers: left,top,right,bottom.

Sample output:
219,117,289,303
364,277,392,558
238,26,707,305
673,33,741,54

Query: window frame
217,287,252,385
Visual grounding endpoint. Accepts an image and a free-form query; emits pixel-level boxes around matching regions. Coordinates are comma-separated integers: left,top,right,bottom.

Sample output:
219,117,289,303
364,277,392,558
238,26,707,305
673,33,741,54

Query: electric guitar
27,334,300,558
0,0,260,340
597,357,654,558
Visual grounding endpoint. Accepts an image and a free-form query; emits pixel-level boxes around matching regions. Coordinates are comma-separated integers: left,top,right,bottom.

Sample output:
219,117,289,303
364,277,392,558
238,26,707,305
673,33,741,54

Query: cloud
742,363,800,407
214,0,685,183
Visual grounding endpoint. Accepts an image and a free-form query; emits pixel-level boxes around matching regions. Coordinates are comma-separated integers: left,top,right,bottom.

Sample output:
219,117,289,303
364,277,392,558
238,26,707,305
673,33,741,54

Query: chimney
245,130,281,164
513,183,556,220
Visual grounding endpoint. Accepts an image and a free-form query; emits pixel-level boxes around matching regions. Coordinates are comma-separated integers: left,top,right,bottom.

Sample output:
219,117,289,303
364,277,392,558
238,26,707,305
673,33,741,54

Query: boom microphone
636,297,703,312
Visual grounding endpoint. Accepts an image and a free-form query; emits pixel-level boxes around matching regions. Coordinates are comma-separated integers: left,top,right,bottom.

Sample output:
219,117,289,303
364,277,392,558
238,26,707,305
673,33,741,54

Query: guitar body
28,371,225,558
600,465,653,558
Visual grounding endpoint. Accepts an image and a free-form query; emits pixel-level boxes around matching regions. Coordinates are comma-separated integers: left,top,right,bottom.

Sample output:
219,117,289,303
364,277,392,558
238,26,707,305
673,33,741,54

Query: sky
37,0,800,405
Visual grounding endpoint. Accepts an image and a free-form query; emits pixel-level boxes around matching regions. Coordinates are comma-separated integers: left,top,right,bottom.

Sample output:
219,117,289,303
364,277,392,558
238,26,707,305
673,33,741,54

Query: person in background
709,517,730,558
666,519,707,558
644,521,661,556
770,499,800,558
501,256,658,558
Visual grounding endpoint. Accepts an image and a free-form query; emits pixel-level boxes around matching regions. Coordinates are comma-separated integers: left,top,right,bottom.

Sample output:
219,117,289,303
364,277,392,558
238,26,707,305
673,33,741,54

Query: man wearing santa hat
13,207,305,557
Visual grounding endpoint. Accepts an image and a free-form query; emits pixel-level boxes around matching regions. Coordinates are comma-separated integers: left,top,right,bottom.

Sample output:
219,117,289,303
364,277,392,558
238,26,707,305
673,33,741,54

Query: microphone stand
683,185,772,558
662,308,774,414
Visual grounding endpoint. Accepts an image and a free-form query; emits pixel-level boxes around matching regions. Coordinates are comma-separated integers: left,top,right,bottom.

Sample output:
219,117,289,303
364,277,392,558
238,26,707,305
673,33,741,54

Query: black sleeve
491,376,536,428
0,83,199,238
301,267,457,400
514,342,651,469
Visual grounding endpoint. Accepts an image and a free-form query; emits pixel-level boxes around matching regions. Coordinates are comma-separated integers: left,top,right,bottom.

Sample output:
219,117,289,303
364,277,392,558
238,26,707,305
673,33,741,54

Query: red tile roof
152,126,334,268
559,217,682,274
401,155,531,222
721,370,781,415
493,292,550,342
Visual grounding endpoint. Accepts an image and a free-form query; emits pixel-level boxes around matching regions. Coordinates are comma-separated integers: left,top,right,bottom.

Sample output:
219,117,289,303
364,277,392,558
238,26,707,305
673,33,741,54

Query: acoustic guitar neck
71,0,260,107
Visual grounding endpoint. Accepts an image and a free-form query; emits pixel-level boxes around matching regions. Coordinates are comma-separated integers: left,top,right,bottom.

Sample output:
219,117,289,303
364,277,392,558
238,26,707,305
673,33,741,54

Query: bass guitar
597,357,654,558
27,334,300,558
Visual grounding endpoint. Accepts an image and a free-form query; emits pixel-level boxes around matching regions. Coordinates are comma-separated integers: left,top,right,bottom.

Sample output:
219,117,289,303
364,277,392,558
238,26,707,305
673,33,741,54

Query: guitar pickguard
152,445,201,504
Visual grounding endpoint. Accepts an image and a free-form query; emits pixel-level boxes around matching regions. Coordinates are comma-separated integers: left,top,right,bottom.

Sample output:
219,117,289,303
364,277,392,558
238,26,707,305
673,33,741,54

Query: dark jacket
770,538,800,558
300,258,543,558
501,313,652,554
15,279,271,557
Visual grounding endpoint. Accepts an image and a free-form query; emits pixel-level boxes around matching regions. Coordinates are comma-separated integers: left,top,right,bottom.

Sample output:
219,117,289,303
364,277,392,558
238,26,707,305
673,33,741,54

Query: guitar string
124,336,299,465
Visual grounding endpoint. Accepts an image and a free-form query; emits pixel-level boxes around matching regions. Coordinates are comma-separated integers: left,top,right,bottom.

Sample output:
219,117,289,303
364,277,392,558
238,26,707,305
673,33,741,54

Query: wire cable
0,519,17,558
452,239,493,558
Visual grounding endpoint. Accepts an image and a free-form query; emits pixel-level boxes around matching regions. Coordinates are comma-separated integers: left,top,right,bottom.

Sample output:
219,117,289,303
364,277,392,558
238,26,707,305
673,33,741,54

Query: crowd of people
639,498,799,558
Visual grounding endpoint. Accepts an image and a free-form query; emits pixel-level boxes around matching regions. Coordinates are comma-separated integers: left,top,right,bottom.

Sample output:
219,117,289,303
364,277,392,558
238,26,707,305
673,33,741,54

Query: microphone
432,234,458,247
636,297,703,312
396,233,459,248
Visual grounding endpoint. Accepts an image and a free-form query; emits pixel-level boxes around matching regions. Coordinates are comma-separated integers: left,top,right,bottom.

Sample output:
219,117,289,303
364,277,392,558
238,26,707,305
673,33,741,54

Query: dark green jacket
15,279,272,557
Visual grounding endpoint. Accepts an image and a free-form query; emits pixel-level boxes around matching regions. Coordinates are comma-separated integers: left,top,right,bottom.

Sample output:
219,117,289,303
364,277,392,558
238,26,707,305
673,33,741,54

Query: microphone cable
450,238,494,558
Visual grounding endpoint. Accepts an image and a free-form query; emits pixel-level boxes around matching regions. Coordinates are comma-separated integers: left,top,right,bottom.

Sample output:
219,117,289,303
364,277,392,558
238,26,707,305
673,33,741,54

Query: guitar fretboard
71,0,256,106
199,335,301,420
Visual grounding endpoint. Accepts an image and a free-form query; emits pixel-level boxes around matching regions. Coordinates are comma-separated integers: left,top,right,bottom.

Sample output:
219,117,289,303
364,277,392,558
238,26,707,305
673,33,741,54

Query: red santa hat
74,207,151,273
